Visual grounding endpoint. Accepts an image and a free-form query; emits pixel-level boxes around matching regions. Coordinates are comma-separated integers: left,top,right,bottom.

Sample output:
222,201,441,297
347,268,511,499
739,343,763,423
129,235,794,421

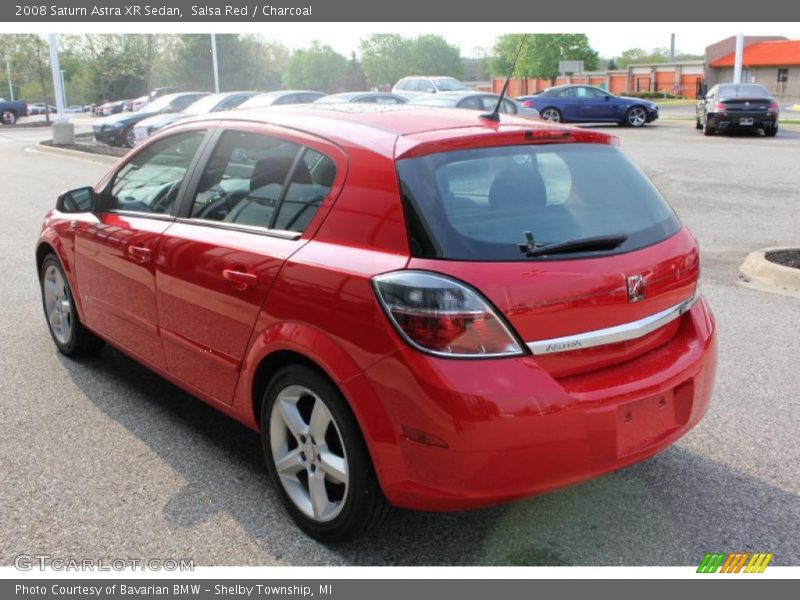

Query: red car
37,105,717,542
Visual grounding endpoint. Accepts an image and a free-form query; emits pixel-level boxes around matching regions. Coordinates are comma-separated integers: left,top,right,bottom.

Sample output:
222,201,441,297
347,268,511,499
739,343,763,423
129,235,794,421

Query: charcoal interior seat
224,157,311,227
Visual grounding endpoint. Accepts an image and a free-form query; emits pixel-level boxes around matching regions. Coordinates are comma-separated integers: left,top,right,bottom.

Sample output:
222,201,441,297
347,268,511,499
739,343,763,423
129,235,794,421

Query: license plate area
740,117,754,125
616,394,677,457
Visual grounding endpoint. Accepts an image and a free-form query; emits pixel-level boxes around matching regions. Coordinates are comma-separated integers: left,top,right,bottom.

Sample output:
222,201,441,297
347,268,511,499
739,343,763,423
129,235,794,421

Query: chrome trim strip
526,291,701,356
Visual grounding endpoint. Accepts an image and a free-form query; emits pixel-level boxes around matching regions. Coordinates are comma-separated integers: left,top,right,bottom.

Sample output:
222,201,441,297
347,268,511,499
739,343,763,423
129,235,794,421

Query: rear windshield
717,84,770,98
434,78,467,91
396,143,681,261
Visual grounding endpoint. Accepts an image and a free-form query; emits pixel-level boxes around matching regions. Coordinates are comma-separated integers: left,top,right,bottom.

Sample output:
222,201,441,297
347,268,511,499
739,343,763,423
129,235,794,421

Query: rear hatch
397,138,699,377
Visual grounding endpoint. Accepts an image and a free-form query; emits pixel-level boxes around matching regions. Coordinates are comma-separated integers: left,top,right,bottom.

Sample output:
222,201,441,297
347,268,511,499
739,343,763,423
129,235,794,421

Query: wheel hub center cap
304,443,317,464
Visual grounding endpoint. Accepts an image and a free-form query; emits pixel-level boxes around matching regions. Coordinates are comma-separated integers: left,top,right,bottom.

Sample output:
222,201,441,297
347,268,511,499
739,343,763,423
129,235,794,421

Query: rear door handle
222,268,258,290
128,245,152,263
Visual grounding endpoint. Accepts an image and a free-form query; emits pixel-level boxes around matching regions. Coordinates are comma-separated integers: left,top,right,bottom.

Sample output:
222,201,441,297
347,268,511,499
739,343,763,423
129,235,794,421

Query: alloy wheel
43,264,72,345
124,128,136,148
541,108,561,122
627,107,647,127
269,384,349,523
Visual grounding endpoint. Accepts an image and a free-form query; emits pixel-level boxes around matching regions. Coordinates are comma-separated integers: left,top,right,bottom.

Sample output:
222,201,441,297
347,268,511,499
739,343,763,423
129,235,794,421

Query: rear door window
397,143,681,261
188,130,335,233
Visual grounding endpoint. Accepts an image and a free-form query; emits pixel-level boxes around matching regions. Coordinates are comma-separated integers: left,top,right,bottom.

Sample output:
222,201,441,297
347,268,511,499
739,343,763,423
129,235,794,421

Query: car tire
764,124,779,137
122,126,136,148
540,107,562,123
260,364,391,542
695,118,703,130
2,110,17,125
40,254,105,356
625,106,648,127
702,119,715,136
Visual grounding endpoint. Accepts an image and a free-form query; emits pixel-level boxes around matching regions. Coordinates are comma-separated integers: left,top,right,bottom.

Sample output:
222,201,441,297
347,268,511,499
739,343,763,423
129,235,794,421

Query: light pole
60,69,67,107
733,34,744,84
4,57,12,101
47,34,74,144
211,34,220,93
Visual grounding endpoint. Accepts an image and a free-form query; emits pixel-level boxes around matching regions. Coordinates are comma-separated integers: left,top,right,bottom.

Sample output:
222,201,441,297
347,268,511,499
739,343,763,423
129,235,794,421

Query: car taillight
768,101,780,111
372,271,523,357
712,102,726,111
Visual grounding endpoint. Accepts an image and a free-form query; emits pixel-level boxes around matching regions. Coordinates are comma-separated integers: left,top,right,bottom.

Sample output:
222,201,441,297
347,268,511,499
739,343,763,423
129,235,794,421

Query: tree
0,35,55,121
617,47,704,68
607,57,618,71
330,52,368,92
490,34,599,84
359,34,413,87
359,34,463,88
282,42,348,92
618,48,650,68
159,35,288,93
407,35,463,80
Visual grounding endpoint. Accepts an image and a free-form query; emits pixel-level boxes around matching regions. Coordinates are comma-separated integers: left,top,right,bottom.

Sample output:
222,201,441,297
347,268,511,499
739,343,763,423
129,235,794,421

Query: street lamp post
60,69,67,107
5,58,13,101
211,33,220,94
47,34,74,145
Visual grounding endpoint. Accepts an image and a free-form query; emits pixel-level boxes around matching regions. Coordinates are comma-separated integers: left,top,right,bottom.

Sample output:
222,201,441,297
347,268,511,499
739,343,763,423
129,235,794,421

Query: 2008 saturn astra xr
37,104,717,541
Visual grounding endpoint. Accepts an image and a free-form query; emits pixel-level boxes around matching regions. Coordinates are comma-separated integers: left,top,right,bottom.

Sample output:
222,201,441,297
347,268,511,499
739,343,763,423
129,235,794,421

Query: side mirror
604,95,611,101
56,186,96,213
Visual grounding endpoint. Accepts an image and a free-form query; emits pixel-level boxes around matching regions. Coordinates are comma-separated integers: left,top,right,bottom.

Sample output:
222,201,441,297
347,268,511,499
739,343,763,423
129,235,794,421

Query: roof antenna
481,33,528,122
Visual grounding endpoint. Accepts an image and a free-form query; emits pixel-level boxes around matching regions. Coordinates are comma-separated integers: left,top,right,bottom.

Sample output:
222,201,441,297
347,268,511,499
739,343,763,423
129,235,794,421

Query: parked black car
93,92,209,147
133,91,258,144
696,83,780,137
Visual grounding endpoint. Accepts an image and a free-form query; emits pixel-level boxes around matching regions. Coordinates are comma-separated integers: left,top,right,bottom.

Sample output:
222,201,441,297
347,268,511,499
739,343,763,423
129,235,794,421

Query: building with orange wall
706,37,800,101
492,60,705,99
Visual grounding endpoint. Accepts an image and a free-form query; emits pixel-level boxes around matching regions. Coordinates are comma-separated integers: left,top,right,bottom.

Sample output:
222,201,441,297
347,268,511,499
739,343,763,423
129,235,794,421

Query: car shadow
59,346,799,566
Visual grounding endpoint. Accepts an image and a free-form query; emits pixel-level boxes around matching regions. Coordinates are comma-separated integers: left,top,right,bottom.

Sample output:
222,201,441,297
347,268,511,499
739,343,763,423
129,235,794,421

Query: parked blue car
517,85,659,127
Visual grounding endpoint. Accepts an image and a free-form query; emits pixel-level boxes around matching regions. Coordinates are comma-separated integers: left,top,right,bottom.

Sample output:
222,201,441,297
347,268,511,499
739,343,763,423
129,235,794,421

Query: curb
739,247,800,293
33,140,122,165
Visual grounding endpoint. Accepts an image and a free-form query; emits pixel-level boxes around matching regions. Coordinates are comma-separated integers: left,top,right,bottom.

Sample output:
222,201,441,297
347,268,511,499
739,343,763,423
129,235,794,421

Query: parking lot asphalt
1,120,798,566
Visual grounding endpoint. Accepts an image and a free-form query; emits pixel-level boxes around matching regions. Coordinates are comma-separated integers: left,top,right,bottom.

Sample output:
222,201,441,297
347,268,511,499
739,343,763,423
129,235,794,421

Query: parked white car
392,76,468,99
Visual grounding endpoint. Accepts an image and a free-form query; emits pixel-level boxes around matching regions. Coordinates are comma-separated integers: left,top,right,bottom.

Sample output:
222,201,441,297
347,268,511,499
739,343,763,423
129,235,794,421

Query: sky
257,23,800,59
3,22,798,60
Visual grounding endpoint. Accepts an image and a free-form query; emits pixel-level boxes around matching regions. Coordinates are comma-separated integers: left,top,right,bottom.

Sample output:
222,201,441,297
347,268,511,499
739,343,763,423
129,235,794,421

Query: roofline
171,105,609,161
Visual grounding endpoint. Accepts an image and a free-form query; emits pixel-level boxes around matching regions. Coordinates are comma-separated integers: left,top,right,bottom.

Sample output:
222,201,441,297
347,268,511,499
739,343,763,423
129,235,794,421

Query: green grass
654,99,696,106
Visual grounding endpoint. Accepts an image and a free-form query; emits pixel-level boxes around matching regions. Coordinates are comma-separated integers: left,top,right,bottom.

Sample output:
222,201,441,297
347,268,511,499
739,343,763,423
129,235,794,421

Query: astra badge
626,274,645,303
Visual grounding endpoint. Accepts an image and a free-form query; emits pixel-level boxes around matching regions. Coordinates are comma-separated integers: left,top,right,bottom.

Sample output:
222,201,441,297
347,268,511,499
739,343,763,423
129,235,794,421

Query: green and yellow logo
697,552,773,573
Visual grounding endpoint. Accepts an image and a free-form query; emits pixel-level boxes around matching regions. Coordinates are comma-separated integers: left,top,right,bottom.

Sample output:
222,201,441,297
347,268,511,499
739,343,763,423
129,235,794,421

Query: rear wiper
518,231,628,257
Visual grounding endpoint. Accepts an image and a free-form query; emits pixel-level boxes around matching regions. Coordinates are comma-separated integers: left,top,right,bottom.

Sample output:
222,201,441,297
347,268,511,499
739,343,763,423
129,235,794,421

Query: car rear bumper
349,296,716,511
707,111,777,130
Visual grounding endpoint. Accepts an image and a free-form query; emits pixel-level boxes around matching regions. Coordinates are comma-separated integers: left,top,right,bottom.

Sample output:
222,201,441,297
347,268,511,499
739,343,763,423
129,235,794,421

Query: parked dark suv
696,83,780,137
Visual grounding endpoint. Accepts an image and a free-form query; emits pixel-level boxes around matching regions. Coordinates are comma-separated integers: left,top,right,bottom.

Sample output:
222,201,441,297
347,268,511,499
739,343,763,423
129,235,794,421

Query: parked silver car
407,91,540,119
314,92,407,105
238,90,325,109
392,76,468,99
